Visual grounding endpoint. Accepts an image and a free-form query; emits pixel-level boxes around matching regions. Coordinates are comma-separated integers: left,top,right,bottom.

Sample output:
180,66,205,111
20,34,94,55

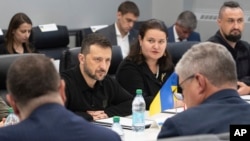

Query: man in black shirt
208,1,250,95
61,33,133,121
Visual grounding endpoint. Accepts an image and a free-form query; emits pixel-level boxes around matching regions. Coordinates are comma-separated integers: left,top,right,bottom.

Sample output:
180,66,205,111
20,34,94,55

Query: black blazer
96,24,138,46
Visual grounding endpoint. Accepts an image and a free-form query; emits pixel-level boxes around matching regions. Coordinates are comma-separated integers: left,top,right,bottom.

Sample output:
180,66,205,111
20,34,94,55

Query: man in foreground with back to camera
97,1,140,58
158,42,250,139
208,1,250,95
61,33,133,121
0,55,121,141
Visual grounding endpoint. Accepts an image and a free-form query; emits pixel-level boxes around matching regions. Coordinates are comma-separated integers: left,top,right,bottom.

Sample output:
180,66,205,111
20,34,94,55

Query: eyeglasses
172,74,195,101
179,74,195,88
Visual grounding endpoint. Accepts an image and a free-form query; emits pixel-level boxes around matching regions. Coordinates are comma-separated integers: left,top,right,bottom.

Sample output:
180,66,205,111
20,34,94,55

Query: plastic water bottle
111,116,124,140
132,89,145,132
4,107,19,126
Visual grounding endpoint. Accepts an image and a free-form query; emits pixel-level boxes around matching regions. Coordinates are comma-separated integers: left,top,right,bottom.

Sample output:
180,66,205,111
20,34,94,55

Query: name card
39,23,58,32
0,28,3,35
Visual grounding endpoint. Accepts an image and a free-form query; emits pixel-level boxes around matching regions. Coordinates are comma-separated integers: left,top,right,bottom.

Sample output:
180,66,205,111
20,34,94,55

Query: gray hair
176,10,197,30
175,42,237,87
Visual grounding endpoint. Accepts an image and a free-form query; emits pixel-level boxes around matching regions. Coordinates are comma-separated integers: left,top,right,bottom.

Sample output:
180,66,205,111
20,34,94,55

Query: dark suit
0,103,121,141
158,89,250,139
96,24,138,46
167,25,201,43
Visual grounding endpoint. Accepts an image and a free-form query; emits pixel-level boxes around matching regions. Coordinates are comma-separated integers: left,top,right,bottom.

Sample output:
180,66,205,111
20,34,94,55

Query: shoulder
96,24,114,33
60,67,78,82
117,59,141,73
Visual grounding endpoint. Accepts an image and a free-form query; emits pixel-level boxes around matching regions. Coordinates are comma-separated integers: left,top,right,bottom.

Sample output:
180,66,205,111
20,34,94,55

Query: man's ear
78,53,85,65
59,80,67,104
6,94,20,115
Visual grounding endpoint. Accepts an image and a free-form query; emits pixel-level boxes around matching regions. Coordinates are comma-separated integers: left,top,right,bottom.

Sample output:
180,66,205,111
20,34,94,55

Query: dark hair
118,1,140,17
127,19,173,72
177,10,197,30
81,33,112,55
7,55,60,105
5,12,33,54
219,1,242,18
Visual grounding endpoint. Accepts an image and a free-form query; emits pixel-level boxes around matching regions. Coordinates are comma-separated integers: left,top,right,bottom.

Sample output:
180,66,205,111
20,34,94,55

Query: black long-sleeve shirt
208,31,250,85
116,59,173,110
60,66,133,121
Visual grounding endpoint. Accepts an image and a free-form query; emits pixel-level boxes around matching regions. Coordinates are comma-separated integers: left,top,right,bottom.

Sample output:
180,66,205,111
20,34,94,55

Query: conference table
122,110,180,141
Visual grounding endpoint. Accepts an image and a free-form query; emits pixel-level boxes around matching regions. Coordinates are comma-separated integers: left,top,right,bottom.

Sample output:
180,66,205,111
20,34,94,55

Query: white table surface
123,112,176,141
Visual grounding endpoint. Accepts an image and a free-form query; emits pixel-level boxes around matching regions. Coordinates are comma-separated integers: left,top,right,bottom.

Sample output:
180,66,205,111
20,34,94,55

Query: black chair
167,41,199,65
0,29,7,45
59,45,123,76
75,27,93,47
31,25,70,59
0,53,44,104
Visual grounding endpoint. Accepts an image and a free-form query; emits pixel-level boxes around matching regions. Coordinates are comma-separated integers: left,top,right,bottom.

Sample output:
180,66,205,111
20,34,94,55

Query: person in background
60,33,133,121
116,19,180,110
167,10,201,43
0,55,121,141
158,42,250,139
208,1,250,95
97,1,140,58
0,12,38,54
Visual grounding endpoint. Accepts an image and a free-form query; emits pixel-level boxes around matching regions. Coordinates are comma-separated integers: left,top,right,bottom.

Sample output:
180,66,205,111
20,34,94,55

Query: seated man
167,10,201,42
0,55,121,141
60,33,133,121
207,1,250,95
158,42,250,139
96,1,139,58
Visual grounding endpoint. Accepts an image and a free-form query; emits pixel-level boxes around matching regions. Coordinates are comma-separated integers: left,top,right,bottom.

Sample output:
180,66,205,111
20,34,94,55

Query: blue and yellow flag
149,72,178,116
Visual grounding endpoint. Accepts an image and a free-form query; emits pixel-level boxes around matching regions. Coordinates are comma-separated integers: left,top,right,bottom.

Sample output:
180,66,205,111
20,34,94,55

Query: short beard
224,34,241,42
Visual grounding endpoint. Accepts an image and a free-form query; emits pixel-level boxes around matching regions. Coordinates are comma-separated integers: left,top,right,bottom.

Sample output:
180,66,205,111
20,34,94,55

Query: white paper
0,28,3,35
39,23,58,32
90,25,108,32
163,107,184,114
241,95,250,101
52,59,60,72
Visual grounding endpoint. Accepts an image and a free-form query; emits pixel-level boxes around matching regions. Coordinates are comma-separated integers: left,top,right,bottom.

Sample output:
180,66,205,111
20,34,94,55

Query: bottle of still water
111,116,124,140
132,89,146,132
4,107,19,126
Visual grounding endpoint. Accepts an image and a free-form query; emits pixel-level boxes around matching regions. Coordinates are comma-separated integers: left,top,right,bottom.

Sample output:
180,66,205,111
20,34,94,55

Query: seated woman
0,12,38,54
116,19,182,109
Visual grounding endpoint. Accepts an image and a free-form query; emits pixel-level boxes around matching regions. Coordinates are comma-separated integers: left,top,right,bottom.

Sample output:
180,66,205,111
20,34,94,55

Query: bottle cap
113,116,120,123
8,107,14,113
136,89,142,95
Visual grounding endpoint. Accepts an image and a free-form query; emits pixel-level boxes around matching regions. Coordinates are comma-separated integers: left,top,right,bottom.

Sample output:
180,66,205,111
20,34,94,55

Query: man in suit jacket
0,55,121,141
97,1,139,58
167,10,201,42
158,42,250,139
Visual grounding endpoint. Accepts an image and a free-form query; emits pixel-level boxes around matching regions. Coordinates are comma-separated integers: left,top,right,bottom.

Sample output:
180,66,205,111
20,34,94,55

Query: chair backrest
59,45,123,75
0,29,6,45
59,47,81,73
75,27,93,47
167,41,199,65
31,25,69,59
